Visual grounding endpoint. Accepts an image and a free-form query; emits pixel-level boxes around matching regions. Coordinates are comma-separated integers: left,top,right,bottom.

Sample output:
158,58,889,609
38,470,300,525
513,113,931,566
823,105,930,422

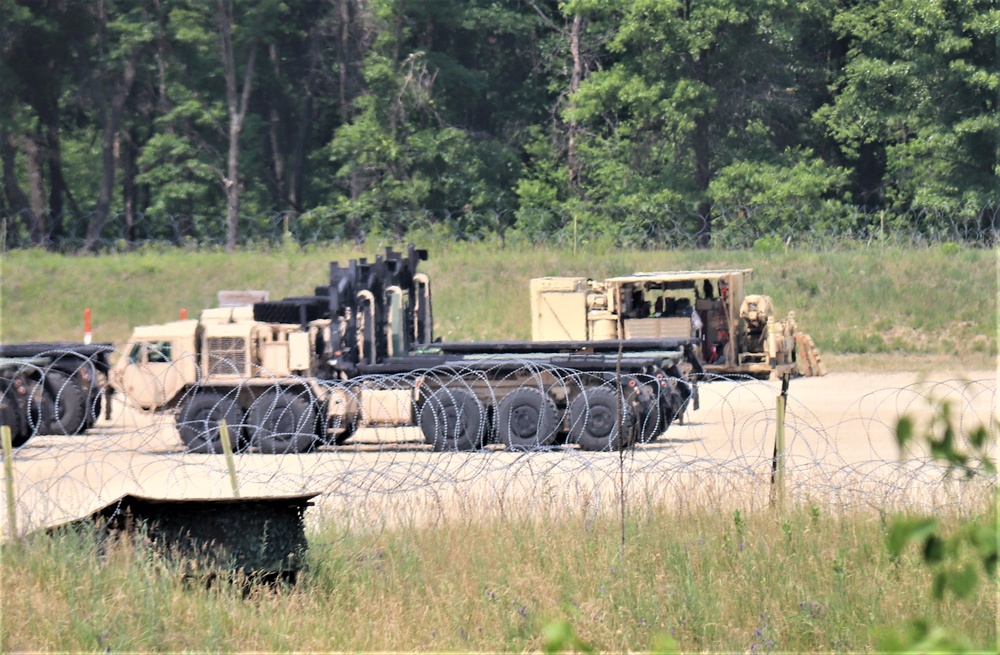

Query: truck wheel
568,387,635,452
636,380,684,443
85,387,102,431
636,401,664,444
41,369,88,435
177,392,244,454
246,390,317,454
496,387,559,450
419,387,484,452
0,388,28,447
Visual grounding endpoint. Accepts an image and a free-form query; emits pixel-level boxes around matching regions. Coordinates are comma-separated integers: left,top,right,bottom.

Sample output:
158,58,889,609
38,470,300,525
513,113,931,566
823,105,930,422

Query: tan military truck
110,247,699,455
530,269,824,379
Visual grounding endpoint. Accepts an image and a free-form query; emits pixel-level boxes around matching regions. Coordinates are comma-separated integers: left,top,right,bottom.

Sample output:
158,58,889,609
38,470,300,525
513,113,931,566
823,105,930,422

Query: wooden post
218,420,240,498
2,425,17,541
770,375,789,511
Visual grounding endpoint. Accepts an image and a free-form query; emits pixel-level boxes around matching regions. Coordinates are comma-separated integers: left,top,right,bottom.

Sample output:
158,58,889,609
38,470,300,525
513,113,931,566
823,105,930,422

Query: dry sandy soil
3,368,996,537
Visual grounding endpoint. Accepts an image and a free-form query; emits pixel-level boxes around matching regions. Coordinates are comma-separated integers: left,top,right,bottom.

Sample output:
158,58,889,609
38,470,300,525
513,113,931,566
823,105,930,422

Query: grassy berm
1,240,996,367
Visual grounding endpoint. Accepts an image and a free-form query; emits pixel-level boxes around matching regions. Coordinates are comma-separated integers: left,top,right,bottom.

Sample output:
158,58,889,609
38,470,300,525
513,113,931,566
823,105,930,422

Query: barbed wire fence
1,347,996,544
2,203,998,252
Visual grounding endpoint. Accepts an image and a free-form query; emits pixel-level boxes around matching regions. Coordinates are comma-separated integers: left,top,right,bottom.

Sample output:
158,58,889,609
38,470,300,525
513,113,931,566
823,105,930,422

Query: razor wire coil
1,347,996,540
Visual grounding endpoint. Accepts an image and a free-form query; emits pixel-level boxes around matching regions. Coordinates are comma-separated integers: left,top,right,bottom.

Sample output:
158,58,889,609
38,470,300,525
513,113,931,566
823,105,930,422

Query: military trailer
111,247,699,455
530,269,824,379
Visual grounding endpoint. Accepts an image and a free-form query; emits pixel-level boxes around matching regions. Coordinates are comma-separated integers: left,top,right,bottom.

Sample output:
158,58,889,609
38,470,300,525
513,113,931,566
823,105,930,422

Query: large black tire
495,387,559,450
245,389,317,454
635,378,686,443
84,385,103,431
0,387,29,448
177,392,244,454
568,387,635,452
41,369,88,435
419,387,485,451
635,400,665,444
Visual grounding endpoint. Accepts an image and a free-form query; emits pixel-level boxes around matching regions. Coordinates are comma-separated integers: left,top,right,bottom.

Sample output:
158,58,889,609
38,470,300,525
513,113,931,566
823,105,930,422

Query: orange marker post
83,308,92,345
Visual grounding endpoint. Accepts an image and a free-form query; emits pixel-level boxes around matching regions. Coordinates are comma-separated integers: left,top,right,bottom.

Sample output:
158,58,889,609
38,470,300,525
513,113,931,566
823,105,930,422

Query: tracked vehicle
111,247,699,454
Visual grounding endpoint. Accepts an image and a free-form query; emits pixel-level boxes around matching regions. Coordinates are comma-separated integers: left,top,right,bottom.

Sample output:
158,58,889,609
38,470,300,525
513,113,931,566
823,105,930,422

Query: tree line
1,0,997,250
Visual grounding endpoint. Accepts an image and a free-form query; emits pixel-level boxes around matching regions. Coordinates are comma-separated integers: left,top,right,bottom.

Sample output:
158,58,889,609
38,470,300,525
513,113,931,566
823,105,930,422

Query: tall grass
2,503,995,652
1,241,996,363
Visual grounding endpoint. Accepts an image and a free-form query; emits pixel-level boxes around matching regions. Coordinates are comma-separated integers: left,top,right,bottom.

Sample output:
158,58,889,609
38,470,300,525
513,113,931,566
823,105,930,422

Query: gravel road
3,370,995,537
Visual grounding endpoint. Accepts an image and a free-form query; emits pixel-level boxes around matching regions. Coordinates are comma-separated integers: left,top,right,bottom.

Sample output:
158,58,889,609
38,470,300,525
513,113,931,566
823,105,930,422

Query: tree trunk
1,128,32,248
218,0,257,252
267,44,287,208
338,0,351,124
122,128,138,244
86,57,138,251
567,14,583,192
42,110,65,248
691,54,713,248
23,129,46,246
288,92,312,211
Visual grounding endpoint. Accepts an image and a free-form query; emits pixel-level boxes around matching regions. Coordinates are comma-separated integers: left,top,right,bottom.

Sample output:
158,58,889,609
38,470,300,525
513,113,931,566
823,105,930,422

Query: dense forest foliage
1,0,997,249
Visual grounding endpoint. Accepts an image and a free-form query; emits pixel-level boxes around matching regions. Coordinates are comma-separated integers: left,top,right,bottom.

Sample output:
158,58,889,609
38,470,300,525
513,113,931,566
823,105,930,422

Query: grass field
1,241,996,364
2,504,996,652
1,240,996,652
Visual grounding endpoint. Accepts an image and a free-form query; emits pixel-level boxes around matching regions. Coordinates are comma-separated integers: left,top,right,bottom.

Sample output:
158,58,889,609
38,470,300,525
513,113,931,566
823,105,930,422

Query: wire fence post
218,420,240,498
770,375,789,511
2,425,18,542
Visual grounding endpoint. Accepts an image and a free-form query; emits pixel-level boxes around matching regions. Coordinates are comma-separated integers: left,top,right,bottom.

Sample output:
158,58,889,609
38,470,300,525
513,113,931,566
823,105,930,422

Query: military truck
530,269,824,379
110,246,699,455
0,342,114,447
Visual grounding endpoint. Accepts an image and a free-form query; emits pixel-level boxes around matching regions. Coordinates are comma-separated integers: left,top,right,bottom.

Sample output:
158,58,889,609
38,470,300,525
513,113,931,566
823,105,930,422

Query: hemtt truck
0,342,114,447
530,269,824,379
111,246,699,454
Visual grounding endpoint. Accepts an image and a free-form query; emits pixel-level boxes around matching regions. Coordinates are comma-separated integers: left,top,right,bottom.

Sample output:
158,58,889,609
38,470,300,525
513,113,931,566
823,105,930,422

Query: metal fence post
2,425,18,541
218,420,241,498
770,375,789,511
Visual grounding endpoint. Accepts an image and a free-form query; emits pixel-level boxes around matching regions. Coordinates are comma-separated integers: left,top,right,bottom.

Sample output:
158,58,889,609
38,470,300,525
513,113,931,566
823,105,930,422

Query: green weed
3,503,995,652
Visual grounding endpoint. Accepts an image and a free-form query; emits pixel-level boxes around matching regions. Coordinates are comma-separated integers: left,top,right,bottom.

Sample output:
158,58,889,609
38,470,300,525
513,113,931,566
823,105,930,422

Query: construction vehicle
110,246,700,454
530,269,824,379
0,342,114,447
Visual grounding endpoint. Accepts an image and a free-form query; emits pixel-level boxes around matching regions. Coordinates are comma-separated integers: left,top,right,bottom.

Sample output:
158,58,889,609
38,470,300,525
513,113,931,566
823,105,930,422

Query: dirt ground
3,368,996,538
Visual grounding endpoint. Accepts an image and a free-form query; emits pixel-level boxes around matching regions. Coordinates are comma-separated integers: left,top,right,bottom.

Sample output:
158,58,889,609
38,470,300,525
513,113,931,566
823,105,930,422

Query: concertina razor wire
1,345,996,540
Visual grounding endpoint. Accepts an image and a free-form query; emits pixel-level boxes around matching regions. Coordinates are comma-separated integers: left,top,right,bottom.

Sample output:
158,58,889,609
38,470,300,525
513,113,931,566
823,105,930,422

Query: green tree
1,0,95,245
323,0,547,238
820,0,1000,212
82,0,153,250
554,0,843,243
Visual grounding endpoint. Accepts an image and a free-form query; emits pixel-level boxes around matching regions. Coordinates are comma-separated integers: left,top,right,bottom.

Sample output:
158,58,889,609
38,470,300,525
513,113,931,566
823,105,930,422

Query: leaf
651,633,680,655
887,517,939,558
947,564,979,599
922,534,945,565
895,416,914,451
932,571,946,600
